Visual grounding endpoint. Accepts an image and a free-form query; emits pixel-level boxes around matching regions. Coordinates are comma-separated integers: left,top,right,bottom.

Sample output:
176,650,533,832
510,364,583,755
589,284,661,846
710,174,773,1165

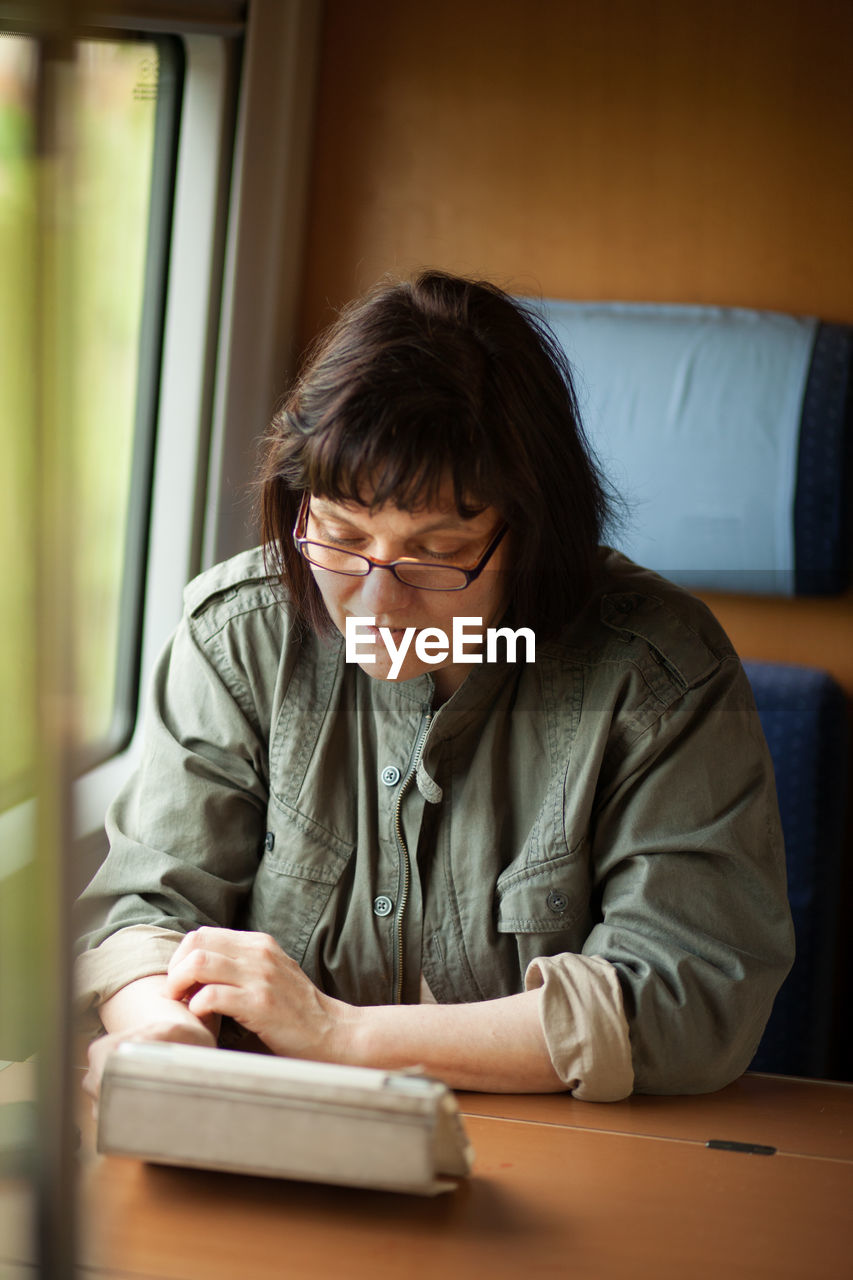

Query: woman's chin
356,656,437,686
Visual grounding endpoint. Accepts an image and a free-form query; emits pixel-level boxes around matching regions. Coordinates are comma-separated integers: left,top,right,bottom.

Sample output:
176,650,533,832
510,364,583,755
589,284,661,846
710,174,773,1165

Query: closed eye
413,546,467,561
324,534,366,549
321,533,469,561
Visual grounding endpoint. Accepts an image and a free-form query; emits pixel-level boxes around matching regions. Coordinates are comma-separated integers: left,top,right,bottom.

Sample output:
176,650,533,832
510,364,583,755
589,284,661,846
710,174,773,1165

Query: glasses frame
292,493,509,591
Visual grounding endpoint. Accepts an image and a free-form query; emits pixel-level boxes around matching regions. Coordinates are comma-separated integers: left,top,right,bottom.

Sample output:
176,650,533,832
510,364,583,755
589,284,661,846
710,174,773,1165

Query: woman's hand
164,928,353,1062
158,928,564,1094
83,1016,216,1103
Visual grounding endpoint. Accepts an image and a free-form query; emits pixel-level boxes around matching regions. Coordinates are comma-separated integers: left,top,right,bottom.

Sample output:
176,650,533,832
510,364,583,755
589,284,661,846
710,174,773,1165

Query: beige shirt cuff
525,953,634,1102
75,924,186,1016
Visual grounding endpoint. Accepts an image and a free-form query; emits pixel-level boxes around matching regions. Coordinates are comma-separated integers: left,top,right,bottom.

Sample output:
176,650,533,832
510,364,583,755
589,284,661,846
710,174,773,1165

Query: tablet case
97,1041,474,1195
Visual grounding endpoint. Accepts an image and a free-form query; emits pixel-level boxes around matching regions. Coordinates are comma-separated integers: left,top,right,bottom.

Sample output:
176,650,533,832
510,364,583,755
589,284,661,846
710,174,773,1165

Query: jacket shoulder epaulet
182,546,280,622
599,589,728,689
562,550,735,691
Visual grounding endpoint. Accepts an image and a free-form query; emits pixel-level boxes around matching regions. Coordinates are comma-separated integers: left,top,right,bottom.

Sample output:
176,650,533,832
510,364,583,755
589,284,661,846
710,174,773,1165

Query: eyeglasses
292,493,509,591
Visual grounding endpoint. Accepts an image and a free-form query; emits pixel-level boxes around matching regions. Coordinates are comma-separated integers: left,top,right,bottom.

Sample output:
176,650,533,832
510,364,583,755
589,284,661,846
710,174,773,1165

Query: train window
0,33,182,809
0,34,37,811
1,4,318,837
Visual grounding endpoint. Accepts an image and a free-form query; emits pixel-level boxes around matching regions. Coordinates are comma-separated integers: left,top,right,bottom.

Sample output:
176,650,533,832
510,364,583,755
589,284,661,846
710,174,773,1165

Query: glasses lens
300,543,370,576
395,564,469,590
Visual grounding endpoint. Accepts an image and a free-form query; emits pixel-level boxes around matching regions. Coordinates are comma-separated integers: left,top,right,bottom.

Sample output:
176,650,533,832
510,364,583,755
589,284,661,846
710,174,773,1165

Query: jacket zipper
392,709,433,1004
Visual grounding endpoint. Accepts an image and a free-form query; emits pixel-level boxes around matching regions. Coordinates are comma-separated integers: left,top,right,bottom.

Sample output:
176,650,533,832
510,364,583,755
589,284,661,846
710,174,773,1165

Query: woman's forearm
339,989,565,1093
98,973,219,1038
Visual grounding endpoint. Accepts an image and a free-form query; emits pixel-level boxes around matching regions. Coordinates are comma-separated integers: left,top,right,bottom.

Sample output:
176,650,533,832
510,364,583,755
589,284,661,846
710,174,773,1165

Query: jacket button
264,832,275,852
547,890,568,914
373,895,394,917
381,765,401,786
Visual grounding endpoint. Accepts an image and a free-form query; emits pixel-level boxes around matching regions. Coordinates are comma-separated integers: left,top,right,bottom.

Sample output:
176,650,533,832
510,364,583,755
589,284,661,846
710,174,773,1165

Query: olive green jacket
76,547,794,1099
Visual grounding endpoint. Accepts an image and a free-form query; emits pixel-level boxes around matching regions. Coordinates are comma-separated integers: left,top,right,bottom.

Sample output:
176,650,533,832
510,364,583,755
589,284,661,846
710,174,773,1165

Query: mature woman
77,271,794,1101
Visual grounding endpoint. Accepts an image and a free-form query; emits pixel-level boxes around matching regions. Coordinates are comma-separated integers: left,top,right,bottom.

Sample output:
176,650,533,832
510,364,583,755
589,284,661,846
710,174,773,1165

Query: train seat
743,660,849,1078
536,299,852,596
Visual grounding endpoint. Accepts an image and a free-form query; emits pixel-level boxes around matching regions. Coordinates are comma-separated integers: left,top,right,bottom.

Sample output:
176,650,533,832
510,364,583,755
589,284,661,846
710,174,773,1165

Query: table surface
1,1062,852,1279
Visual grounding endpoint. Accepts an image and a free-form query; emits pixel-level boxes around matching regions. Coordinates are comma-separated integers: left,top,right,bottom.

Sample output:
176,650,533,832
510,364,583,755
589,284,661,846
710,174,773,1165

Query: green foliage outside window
0,37,158,809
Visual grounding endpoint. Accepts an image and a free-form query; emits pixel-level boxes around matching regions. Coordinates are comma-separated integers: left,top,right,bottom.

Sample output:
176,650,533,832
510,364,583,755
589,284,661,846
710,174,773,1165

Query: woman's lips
362,624,414,640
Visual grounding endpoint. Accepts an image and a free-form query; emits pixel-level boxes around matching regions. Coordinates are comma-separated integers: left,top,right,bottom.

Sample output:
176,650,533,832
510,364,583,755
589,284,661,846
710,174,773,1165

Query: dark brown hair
258,270,614,637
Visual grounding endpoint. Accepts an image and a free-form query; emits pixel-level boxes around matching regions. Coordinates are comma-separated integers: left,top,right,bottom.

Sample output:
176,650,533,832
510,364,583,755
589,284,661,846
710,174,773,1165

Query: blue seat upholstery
536,300,853,595
743,660,849,1077
794,324,853,594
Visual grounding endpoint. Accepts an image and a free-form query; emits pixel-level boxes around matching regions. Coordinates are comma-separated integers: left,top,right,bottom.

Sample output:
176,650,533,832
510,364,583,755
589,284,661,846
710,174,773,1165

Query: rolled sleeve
74,924,185,1011
525,953,634,1101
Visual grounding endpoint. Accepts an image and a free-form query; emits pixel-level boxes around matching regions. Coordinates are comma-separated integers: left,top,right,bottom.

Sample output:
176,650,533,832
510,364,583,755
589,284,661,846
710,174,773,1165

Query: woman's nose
358,565,414,614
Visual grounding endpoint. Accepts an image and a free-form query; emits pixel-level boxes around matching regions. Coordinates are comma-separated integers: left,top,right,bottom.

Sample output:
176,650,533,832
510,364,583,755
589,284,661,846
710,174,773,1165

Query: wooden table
2,1063,852,1278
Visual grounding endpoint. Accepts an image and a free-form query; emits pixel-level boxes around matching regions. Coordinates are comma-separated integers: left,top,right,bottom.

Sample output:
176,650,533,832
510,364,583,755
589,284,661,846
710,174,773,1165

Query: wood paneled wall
296,0,853,694
299,0,853,335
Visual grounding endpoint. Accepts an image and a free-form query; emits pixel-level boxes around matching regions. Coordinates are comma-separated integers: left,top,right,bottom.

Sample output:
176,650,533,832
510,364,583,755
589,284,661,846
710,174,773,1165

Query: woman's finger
186,982,248,1023
168,927,270,972
164,947,244,1001
84,1035,114,1098
168,927,228,970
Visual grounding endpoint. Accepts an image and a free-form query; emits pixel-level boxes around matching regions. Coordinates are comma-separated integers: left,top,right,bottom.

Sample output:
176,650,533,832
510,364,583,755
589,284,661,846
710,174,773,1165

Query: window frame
0,0,324,868
71,0,323,867
71,27,240,858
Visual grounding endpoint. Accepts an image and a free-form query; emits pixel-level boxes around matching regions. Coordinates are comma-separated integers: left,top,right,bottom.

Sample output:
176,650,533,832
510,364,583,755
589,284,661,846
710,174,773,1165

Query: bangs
291,408,509,519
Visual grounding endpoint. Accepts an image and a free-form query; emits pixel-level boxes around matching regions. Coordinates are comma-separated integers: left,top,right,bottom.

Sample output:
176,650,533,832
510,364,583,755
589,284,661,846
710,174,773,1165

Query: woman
77,271,794,1101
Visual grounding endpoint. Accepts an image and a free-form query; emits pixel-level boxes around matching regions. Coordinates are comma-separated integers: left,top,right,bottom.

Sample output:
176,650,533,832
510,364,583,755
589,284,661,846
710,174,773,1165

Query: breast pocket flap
263,800,354,884
495,854,583,934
